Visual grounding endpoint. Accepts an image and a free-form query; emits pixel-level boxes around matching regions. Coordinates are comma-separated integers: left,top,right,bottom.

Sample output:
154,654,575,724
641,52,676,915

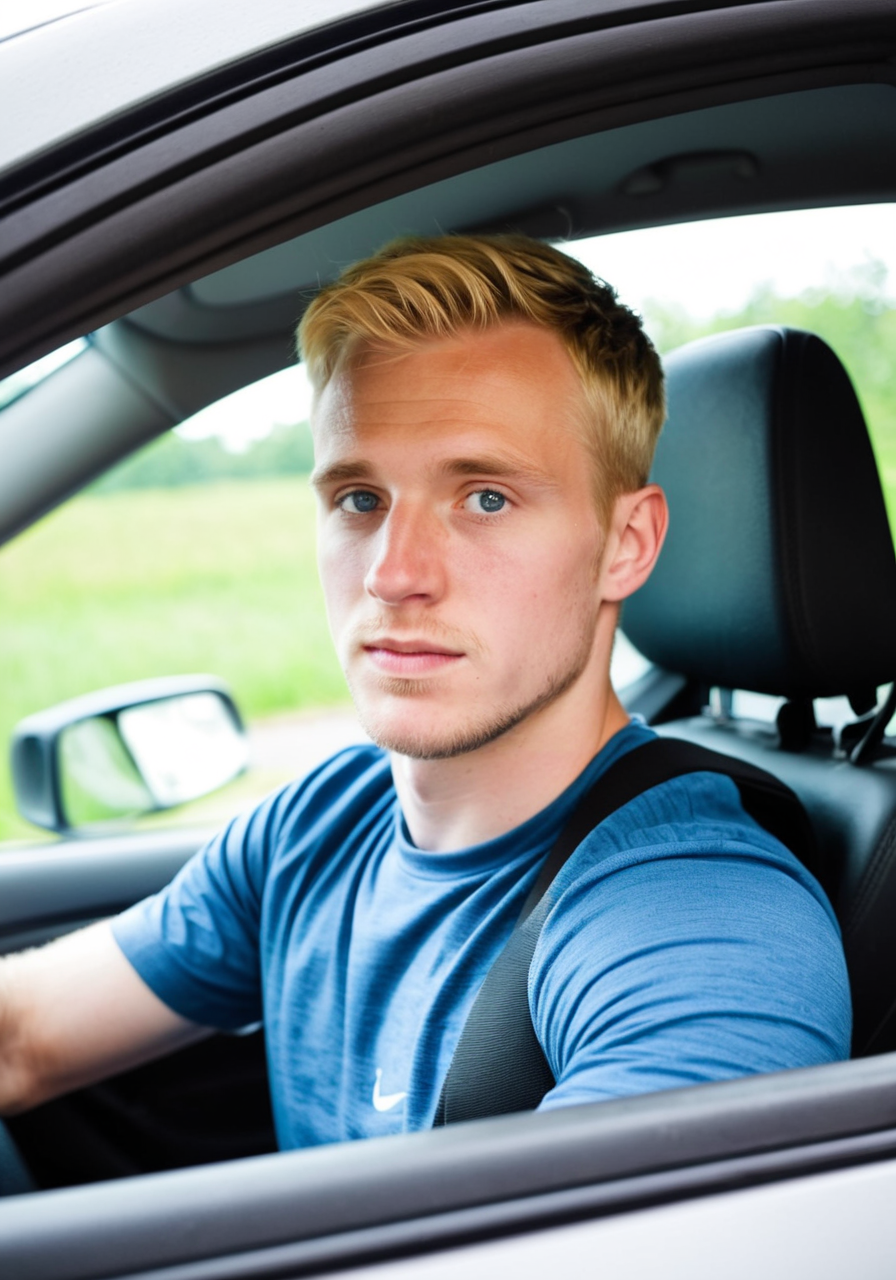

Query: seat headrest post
775,699,816,753
850,684,896,766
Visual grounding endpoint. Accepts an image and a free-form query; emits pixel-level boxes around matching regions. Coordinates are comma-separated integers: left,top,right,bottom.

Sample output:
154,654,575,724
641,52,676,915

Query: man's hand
0,921,208,1114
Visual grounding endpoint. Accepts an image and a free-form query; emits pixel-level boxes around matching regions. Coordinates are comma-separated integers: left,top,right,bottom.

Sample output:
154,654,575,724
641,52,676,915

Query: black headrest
624,327,896,700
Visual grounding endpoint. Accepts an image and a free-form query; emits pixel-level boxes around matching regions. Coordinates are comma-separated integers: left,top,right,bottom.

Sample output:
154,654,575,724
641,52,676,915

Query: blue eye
470,489,506,514
339,490,379,514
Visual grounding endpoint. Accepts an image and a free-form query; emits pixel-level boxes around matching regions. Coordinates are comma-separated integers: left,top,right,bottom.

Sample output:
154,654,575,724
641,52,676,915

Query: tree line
644,268,895,471
93,420,315,493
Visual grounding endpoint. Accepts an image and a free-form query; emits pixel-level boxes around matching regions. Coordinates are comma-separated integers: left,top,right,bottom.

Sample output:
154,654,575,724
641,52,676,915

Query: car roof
0,0,389,175
141,81,896,333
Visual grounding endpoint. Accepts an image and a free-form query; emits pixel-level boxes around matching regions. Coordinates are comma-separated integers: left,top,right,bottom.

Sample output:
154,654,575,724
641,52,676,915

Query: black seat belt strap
433,736,816,1127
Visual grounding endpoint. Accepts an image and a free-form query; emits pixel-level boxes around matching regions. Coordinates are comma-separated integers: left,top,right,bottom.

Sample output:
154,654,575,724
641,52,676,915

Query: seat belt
432,736,817,1127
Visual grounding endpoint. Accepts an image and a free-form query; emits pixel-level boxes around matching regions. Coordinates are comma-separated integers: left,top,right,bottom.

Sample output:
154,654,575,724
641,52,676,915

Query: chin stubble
348,619,595,761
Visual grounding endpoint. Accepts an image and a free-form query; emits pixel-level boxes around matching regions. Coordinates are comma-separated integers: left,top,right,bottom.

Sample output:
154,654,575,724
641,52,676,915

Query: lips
362,638,464,676
366,637,462,656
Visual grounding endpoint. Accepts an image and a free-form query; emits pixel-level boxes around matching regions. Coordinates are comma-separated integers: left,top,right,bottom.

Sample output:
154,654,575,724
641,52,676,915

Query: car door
3,0,896,1275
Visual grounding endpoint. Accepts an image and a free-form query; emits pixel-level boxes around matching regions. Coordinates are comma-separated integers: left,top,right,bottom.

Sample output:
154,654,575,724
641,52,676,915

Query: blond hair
298,234,665,522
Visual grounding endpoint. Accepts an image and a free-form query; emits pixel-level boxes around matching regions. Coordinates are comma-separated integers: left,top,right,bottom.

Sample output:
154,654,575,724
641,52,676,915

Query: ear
599,485,668,603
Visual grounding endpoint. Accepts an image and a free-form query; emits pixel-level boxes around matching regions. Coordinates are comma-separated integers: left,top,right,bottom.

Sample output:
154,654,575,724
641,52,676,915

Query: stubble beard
346,616,598,761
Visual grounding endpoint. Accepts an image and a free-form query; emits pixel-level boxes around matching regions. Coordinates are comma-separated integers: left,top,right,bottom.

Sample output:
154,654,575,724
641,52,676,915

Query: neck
391,644,629,852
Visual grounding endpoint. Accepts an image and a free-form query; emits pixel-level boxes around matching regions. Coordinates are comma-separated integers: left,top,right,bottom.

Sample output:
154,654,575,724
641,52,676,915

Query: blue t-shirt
112,722,851,1149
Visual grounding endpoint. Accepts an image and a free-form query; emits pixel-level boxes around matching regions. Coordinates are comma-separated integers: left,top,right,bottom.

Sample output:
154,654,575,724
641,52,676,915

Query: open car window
0,202,894,845
0,365,361,844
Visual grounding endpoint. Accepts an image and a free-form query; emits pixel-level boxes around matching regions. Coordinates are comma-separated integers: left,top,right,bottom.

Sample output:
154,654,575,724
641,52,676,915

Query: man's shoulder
291,739,391,799
559,758,823,902
218,741,394,872
262,740,393,831
536,758,843,989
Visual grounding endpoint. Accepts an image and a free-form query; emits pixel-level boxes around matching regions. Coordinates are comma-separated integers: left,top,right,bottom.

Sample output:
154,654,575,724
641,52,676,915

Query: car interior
3,71,896,1169
1,1,896,1270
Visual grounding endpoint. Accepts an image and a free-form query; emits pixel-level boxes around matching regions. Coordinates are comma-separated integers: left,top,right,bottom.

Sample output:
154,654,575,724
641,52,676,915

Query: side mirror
11,676,248,833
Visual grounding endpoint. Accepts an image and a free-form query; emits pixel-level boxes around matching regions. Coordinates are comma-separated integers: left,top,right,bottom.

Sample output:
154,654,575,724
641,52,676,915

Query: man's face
311,322,608,760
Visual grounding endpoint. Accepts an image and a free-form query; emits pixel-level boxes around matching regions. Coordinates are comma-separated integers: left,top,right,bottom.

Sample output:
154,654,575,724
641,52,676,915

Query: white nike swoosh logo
373,1068,408,1112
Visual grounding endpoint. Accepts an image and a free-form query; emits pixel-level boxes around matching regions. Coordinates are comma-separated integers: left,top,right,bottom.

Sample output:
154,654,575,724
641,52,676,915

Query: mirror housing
11,676,248,833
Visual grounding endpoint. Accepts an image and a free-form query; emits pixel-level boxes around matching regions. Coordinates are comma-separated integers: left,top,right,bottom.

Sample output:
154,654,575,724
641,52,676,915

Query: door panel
0,829,275,1188
6,1031,276,1190
0,829,207,955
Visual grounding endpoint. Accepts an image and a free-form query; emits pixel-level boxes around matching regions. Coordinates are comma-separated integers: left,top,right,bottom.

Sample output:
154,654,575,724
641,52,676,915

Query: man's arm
531,851,851,1109
0,921,208,1115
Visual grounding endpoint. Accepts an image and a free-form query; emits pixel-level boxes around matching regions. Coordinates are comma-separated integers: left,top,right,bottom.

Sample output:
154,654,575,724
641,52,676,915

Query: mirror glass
118,692,247,807
59,716,155,825
58,692,248,826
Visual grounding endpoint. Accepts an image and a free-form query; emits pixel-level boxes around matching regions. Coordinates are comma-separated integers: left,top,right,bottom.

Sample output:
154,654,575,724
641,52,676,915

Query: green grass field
2,368,895,845
0,478,349,842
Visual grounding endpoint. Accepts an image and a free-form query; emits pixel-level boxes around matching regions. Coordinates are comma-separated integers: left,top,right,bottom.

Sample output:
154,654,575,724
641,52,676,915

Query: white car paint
332,1157,896,1280
0,0,386,172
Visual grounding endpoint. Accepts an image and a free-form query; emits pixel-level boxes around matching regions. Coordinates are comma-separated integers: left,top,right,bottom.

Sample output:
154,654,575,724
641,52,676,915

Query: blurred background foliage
91,420,316,493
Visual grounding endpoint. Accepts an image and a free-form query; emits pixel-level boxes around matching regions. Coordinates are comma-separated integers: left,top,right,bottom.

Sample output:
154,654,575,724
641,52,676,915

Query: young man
0,236,850,1147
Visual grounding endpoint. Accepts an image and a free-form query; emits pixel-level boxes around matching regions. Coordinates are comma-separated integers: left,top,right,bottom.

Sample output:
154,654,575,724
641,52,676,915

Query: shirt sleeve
111,789,285,1030
530,847,852,1110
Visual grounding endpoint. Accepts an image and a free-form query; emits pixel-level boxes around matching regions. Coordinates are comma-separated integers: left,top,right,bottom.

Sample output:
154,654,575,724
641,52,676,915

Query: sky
178,203,896,450
574,204,895,319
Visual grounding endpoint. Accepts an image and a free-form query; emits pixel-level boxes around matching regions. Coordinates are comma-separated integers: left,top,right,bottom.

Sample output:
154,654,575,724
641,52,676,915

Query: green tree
642,265,896,495
92,420,315,494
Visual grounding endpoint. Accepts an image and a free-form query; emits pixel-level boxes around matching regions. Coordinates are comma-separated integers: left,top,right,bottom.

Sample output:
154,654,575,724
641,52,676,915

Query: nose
364,502,446,606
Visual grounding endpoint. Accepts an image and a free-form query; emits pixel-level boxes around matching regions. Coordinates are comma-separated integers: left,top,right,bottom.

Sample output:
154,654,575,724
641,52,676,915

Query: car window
0,364,362,844
0,202,893,844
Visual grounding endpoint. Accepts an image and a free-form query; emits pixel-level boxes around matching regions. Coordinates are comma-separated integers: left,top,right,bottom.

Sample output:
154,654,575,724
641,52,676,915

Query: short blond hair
298,234,665,522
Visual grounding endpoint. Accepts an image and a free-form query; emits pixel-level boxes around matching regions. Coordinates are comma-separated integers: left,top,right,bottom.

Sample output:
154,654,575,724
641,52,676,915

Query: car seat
623,325,896,1058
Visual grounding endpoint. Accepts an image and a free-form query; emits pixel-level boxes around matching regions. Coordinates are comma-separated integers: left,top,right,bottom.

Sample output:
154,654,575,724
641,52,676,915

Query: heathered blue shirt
112,722,851,1149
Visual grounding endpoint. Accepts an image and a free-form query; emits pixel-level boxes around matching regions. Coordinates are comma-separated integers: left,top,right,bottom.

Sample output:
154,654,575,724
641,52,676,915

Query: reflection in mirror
118,692,247,807
59,717,154,825
57,692,248,827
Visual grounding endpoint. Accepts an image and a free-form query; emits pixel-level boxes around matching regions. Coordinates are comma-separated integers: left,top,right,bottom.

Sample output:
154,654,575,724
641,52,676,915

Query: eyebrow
310,460,376,490
310,453,557,491
438,454,558,487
